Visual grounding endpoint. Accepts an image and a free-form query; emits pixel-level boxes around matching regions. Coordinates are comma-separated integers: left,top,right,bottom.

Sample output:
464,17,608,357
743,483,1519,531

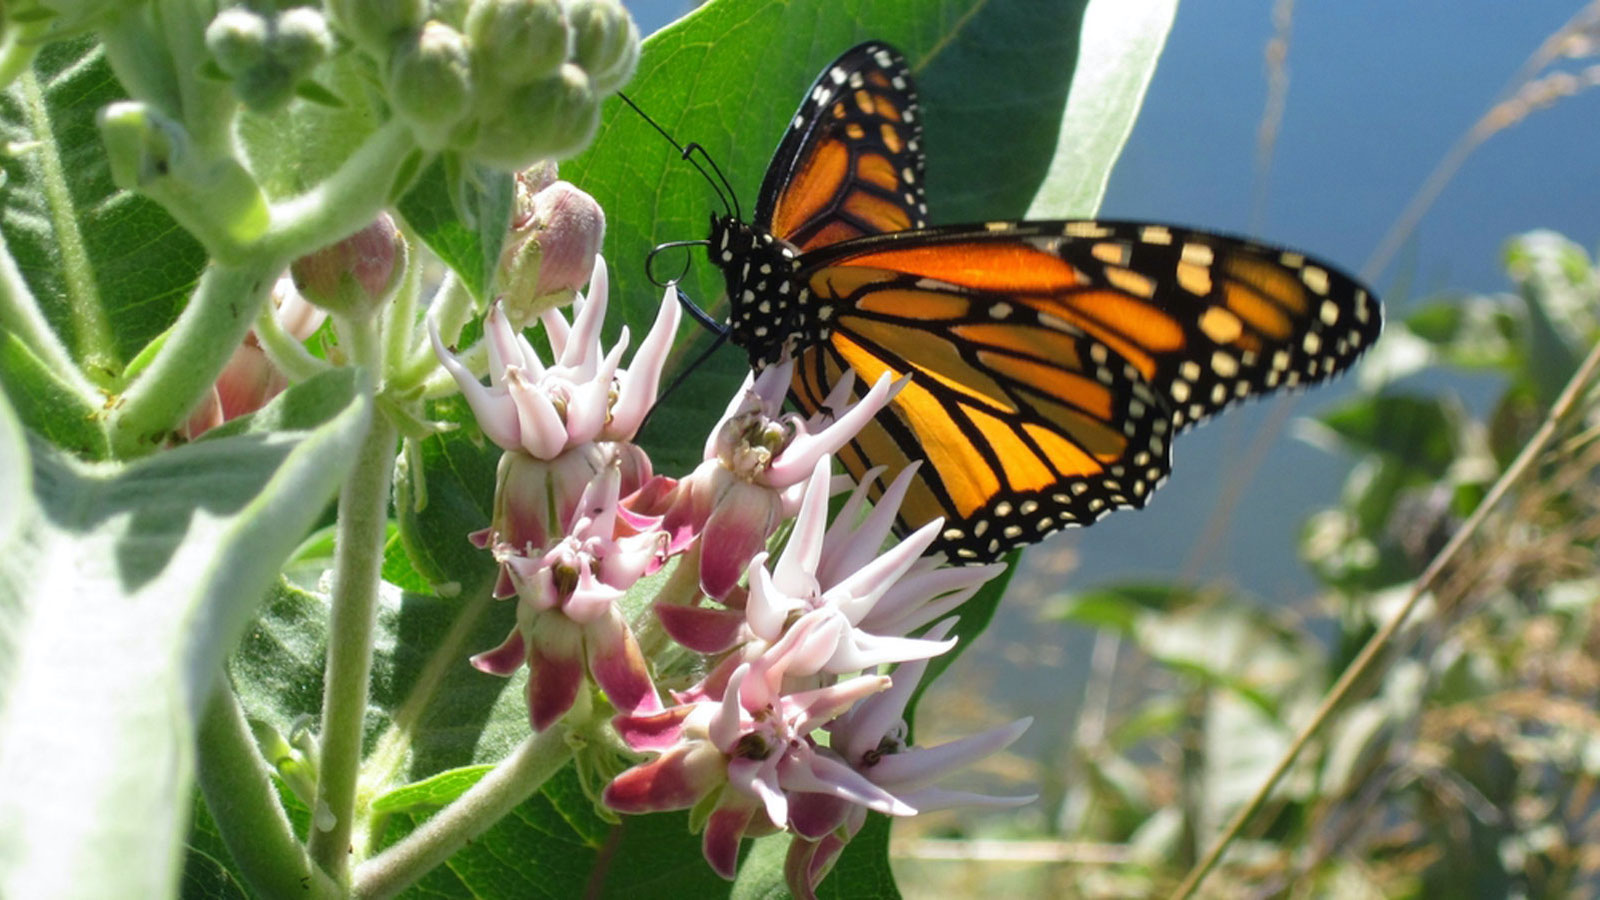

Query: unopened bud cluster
205,6,335,112
317,0,640,168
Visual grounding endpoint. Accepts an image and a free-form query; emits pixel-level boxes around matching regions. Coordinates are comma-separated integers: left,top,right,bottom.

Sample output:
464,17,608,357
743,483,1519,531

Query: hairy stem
350,724,574,899
307,317,396,881
1172,336,1600,899
196,682,341,900
263,120,422,265
107,262,277,457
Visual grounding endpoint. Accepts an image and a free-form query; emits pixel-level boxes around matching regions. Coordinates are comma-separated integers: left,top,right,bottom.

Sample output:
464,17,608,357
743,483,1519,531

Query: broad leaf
1028,0,1181,218
0,370,369,899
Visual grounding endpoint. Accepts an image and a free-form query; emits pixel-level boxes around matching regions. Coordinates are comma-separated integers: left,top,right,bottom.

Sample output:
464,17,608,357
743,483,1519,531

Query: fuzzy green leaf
0,369,369,899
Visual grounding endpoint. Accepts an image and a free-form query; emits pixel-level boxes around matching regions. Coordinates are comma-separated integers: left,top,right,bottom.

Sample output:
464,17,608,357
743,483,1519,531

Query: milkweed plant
0,1,1195,897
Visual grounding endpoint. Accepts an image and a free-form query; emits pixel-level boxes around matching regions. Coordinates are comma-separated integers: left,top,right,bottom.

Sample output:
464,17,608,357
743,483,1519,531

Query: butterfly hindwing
788,220,1381,561
755,42,927,252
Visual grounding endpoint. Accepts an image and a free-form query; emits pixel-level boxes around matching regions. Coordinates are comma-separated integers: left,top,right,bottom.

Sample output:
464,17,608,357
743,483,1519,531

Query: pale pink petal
895,785,1038,813
817,463,918,587
771,458,831,596
607,286,682,440
784,674,891,735
745,554,802,641
703,798,759,879
708,665,750,751
430,323,520,450
780,748,914,817
655,603,745,654
868,718,1033,793
469,627,527,676
862,561,1003,635
729,755,788,828
765,373,901,485
585,608,660,716
698,481,781,599
526,615,586,730
603,742,722,813
821,517,940,623
612,704,693,751
505,368,566,458
564,331,626,444
560,256,608,370
826,630,954,673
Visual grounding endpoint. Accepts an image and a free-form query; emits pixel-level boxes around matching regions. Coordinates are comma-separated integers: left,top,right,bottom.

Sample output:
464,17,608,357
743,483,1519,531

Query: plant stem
307,317,396,881
350,723,574,899
1171,336,1600,900
107,262,277,457
263,120,422,265
254,293,333,383
196,682,341,900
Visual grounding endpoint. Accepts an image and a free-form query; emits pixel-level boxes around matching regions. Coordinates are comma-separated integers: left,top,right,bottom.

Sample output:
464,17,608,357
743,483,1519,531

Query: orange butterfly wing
790,222,1381,561
753,42,927,249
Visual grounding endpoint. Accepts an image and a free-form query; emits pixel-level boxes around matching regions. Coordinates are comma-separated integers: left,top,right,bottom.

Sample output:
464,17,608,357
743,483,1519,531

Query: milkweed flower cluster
433,234,1033,893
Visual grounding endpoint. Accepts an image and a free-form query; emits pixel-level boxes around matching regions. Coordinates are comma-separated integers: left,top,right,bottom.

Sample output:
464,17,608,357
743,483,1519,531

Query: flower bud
205,8,271,77
290,213,405,319
326,0,427,56
466,0,568,89
388,21,473,149
566,0,638,95
272,7,334,76
499,177,605,323
470,63,598,169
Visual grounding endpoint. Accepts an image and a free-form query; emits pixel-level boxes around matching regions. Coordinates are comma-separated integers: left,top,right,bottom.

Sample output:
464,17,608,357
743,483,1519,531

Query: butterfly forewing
710,41,1384,565
755,42,927,251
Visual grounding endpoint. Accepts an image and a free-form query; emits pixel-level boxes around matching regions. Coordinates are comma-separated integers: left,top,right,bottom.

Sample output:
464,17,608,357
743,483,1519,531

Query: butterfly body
707,42,1382,564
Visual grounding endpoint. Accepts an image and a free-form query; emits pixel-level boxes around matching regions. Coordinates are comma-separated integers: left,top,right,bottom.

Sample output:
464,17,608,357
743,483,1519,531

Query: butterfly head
709,213,808,369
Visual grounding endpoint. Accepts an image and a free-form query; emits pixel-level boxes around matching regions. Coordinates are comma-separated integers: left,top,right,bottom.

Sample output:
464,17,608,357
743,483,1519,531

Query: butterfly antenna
616,92,739,219
680,142,741,222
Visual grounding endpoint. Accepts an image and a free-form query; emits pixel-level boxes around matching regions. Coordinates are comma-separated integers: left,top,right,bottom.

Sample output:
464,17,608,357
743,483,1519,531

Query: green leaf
0,329,106,457
378,768,729,899
565,0,1101,469
1027,0,1180,218
370,764,494,814
0,35,206,378
397,155,515,302
1313,392,1460,480
0,369,369,899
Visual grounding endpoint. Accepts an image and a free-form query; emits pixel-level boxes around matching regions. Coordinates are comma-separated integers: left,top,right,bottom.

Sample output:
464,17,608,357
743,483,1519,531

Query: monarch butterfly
704,41,1382,564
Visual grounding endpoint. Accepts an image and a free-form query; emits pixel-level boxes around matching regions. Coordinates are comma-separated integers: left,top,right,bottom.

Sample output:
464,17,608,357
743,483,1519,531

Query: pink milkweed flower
662,362,903,599
604,663,913,880
431,255,679,459
784,621,1036,900
433,254,679,558
658,459,970,695
472,465,667,730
